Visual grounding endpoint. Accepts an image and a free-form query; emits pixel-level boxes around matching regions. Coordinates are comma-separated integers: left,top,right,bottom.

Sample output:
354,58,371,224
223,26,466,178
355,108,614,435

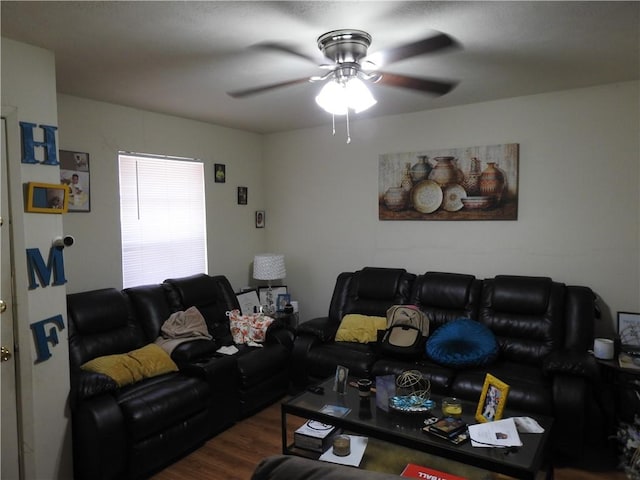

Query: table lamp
253,253,286,314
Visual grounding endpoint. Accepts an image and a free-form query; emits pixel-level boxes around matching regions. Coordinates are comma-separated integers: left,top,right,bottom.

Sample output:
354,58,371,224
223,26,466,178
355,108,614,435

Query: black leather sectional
291,267,605,459
67,267,606,478
67,274,293,480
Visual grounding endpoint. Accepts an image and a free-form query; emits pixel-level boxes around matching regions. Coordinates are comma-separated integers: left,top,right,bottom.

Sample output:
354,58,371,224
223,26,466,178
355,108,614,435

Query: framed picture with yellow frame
26,182,69,213
475,374,509,423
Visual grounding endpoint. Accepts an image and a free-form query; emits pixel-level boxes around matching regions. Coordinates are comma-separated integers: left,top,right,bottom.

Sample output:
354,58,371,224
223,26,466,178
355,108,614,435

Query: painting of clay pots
379,144,518,221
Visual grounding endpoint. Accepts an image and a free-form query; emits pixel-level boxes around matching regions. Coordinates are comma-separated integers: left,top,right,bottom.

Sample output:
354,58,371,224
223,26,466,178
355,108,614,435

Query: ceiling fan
228,29,459,141
228,29,458,99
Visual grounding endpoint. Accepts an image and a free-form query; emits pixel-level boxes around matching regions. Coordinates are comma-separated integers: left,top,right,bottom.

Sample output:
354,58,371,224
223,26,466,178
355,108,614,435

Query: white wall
263,81,640,334
1,38,72,480
57,95,266,293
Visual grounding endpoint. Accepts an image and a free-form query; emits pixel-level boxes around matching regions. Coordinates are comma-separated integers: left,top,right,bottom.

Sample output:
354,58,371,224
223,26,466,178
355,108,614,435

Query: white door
1,116,21,479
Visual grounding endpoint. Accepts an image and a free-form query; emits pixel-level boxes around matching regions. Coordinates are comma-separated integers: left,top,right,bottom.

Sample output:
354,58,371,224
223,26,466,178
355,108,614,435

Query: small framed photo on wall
237,186,248,205
26,182,69,213
214,163,226,183
59,150,90,212
255,210,265,228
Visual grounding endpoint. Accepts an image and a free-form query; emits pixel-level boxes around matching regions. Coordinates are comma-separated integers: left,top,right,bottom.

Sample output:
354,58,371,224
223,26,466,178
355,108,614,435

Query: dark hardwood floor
151,398,626,480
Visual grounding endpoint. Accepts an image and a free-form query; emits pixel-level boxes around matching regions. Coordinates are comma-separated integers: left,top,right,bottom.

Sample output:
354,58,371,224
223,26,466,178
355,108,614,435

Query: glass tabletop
282,377,553,479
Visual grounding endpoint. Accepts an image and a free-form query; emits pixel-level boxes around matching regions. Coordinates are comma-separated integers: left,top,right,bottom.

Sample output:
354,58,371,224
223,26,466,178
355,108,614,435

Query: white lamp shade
253,254,286,281
315,81,348,115
315,77,377,115
346,77,377,113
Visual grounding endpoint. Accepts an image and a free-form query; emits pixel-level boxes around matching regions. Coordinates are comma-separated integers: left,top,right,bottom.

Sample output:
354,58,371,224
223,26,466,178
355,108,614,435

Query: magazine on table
468,417,522,448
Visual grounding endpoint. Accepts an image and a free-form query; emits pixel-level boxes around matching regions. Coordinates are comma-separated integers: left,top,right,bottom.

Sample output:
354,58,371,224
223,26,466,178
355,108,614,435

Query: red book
401,463,467,480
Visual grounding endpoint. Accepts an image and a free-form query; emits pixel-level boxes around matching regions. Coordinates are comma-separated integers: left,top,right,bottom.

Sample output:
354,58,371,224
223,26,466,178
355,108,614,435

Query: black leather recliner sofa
68,273,293,480
291,267,603,459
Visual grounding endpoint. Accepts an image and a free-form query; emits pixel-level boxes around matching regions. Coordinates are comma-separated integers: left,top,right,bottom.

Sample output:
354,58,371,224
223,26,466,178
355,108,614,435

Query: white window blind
119,153,207,288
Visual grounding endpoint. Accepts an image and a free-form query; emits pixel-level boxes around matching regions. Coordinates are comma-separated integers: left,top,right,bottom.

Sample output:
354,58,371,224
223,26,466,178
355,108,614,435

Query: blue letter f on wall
30,315,65,362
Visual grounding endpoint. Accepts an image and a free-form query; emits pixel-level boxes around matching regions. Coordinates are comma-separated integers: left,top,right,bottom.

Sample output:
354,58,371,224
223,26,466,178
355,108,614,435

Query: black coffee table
281,377,553,480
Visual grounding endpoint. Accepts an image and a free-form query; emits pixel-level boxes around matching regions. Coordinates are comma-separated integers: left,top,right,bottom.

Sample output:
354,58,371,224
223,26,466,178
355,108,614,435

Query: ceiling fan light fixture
346,77,377,113
315,80,349,115
315,77,376,115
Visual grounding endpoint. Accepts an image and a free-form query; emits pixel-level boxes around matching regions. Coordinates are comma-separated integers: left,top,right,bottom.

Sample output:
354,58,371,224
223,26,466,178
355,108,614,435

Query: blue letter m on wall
26,248,67,289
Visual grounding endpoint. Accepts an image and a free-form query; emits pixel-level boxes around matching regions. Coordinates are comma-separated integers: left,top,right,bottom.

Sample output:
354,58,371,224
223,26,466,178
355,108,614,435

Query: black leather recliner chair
291,267,415,384
68,288,213,480
162,274,293,416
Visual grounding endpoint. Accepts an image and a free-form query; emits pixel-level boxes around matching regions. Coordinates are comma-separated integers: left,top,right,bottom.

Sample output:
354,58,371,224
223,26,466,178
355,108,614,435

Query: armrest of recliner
296,316,339,342
265,320,295,349
73,393,127,480
70,370,119,410
543,350,599,380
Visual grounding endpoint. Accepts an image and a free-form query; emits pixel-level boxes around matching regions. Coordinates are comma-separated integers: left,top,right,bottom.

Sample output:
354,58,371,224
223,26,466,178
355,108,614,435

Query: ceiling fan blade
366,32,457,66
376,72,457,96
227,77,311,98
253,42,326,64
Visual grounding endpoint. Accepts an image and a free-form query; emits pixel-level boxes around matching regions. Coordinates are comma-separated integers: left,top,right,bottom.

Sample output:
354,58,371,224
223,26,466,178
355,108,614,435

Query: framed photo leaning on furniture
475,374,510,423
236,289,261,315
618,312,640,351
276,293,291,312
258,286,287,308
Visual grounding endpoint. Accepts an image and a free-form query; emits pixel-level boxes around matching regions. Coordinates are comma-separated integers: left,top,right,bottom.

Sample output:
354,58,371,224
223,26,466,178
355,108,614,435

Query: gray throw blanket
155,306,212,355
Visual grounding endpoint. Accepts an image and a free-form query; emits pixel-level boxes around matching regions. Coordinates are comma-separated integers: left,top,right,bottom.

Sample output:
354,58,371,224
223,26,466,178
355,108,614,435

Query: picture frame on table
333,365,349,394
618,312,640,350
475,374,510,423
276,293,291,312
236,289,261,315
258,286,287,307
25,182,69,213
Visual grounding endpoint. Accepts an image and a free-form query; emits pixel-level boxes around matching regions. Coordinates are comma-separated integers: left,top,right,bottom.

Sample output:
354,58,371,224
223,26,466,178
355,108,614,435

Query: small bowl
461,196,495,210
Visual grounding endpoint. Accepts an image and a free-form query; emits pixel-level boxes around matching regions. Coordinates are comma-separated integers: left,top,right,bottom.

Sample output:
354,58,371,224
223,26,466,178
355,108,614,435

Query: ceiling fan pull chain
332,113,336,136
346,109,352,144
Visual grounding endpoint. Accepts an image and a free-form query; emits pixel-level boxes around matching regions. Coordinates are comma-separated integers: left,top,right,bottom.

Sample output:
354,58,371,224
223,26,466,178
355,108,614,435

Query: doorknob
0,299,6,313
1,346,11,362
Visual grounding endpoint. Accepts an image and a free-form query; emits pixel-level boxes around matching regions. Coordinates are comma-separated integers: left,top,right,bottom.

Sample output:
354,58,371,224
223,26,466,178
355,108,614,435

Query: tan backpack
380,305,430,358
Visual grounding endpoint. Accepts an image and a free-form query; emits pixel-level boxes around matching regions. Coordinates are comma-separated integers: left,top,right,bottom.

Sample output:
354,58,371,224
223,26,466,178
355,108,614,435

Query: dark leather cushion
67,288,145,368
68,288,131,335
116,373,210,442
124,284,173,342
426,318,498,368
355,267,407,299
492,276,552,314
412,272,476,309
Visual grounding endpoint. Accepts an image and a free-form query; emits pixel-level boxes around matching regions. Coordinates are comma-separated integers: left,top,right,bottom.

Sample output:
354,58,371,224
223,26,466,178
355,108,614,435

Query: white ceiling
1,1,638,134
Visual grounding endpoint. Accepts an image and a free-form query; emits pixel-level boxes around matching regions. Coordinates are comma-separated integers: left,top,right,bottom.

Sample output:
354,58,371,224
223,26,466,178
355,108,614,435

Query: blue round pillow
426,318,498,368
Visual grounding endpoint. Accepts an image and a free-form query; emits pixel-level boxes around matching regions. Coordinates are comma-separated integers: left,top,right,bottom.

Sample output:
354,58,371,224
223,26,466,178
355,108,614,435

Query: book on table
424,417,469,444
401,463,468,480
294,419,342,452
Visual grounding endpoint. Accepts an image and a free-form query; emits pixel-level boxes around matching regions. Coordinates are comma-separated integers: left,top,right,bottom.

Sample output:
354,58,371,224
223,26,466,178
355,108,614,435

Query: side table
273,311,298,329
598,356,640,422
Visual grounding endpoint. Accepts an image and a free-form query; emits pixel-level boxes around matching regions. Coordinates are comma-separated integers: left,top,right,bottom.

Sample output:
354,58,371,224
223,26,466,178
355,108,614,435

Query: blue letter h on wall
20,121,58,165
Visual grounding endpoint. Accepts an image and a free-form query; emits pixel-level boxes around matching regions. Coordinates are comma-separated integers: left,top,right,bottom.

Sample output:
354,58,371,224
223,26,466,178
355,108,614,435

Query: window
119,153,207,288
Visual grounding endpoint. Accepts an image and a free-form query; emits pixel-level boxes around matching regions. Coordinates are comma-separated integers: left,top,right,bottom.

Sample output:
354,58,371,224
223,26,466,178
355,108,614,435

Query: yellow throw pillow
335,314,387,343
81,344,178,387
